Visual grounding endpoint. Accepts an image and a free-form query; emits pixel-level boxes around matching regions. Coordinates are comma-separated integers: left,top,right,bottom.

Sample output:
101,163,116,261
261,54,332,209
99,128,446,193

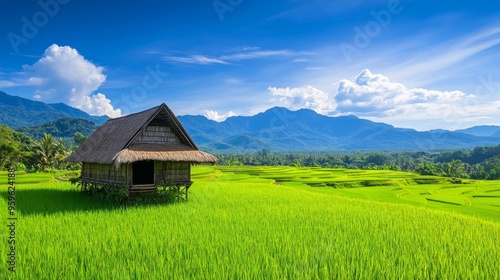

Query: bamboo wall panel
81,163,128,184
154,161,162,183
133,125,180,145
81,161,191,186
158,161,190,182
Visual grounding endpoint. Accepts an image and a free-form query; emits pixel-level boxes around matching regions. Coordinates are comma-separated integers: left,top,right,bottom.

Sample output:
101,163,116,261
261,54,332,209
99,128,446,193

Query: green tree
447,159,467,178
227,156,241,166
365,153,390,166
469,164,487,179
484,156,500,180
416,163,436,175
31,133,68,171
74,132,88,146
0,125,21,168
489,167,500,180
55,139,71,169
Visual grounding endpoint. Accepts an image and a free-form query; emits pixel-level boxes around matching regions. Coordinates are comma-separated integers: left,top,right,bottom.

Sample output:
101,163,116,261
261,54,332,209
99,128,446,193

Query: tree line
215,147,500,180
0,125,86,172
1,123,499,179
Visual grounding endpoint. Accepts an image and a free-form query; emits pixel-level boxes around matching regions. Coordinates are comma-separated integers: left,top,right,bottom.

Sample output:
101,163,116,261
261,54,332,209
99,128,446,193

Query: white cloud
379,26,500,86
267,69,500,130
0,80,20,87
202,109,237,122
226,46,260,52
306,67,326,71
333,69,500,130
225,78,242,84
163,54,228,65
335,69,472,117
163,48,303,65
219,50,294,61
25,44,121,117
0,70,21,87
268,85,336,115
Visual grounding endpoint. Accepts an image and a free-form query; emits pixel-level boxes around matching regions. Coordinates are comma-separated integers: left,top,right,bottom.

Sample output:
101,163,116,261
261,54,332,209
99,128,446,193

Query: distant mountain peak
456,125,500,137
178,105,500,152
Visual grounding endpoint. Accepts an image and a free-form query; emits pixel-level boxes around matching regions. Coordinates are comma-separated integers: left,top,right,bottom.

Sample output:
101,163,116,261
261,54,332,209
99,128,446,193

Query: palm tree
32,134,64,171
54,140,71,169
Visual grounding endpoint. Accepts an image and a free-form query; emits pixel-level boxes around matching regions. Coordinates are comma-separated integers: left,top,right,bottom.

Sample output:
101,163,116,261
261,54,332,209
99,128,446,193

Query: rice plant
0,167,499,279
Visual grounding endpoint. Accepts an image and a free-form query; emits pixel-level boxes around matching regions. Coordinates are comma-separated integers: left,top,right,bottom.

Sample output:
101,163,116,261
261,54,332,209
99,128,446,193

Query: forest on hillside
16,117,99,140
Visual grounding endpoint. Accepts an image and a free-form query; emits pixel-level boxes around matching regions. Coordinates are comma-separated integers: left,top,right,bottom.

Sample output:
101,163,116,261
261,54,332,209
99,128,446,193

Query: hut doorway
132,160,155,185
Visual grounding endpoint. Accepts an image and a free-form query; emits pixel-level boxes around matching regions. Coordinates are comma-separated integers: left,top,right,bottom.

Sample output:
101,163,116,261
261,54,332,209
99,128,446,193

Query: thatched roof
112,144,217,169
66,103,217,166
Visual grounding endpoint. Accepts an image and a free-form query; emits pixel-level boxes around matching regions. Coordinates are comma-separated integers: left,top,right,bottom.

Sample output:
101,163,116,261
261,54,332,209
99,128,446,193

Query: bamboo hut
66,103,217,201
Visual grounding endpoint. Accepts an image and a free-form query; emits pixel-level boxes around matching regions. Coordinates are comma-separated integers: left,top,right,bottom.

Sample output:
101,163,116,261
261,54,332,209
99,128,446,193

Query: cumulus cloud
25,44,121,117
203,110,237,122
347,70,500,129
334,69,473,118
268,85,336,115
268,69,498,130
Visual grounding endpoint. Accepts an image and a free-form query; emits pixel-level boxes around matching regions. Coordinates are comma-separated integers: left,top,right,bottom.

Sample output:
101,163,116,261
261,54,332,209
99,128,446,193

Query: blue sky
0,0,499,130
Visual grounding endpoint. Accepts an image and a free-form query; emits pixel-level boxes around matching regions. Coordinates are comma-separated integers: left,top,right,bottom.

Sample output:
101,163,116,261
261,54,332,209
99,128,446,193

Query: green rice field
1,166,499,279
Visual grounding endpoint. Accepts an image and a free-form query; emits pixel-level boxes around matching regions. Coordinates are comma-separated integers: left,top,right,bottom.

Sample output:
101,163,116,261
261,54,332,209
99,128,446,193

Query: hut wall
81,162,128,185
155,161,191,183
133,125,180,145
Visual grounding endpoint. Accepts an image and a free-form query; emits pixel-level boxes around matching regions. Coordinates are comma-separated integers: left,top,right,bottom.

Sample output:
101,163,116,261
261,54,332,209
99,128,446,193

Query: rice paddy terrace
1,167,499,278
196,166,500,222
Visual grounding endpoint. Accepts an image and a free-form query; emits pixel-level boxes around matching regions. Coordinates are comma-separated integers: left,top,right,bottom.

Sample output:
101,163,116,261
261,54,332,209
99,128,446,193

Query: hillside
0,91,108,128
179,107,500,152
455,125,500,137
17,117,99,139
2,91,500,152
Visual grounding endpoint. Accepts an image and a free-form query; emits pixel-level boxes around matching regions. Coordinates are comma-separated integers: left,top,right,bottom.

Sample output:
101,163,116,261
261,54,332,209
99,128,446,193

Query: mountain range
455,126,500,137
1,91,500,152
0,91,107,128
178,107,500,152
